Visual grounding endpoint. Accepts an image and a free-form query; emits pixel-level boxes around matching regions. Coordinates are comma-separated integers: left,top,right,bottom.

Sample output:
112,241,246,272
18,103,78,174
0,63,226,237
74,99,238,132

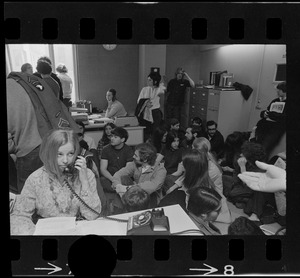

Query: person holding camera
166,67,195,124
10,129,101,235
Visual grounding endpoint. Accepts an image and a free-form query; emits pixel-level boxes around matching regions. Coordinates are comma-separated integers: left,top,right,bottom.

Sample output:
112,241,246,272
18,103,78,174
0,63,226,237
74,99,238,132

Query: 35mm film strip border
4,2,299,43
5,17,284,42
5,2,300,277
10,236,287,276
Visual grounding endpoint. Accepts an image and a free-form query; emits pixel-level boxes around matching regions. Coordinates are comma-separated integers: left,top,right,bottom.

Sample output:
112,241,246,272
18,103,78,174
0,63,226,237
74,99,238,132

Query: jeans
16,146,43,193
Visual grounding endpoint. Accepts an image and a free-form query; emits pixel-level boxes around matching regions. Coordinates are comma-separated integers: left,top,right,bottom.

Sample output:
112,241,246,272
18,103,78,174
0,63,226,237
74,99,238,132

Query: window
5,44,78,103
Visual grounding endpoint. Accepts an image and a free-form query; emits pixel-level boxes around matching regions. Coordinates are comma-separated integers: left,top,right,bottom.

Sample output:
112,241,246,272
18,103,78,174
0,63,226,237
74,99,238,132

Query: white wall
198,44,286,131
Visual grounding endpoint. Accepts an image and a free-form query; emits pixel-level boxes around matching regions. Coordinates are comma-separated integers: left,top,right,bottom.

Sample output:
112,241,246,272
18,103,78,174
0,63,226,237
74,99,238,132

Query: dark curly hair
36,60,52,74
276,81,286,93
241,141,267,172
228,216,265,235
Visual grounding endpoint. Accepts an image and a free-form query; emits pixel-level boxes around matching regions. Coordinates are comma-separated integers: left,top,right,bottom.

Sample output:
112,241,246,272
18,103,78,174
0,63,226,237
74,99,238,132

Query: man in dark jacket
33,56,64,101
205,120,224,159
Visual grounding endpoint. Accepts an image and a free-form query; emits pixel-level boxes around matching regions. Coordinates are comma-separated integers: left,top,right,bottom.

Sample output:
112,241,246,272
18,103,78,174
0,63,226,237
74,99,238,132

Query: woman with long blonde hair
193,137,223,194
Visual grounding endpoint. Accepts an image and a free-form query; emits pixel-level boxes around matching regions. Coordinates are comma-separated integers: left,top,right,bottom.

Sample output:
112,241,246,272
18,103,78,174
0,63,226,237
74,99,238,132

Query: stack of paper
34,217,77,235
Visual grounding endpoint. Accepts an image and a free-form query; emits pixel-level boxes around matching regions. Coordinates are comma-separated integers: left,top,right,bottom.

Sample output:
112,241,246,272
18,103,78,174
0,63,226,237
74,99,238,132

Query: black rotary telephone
127,208,170,235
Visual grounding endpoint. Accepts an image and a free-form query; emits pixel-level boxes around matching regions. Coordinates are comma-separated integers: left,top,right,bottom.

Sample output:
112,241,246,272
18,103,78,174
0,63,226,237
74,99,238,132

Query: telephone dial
127,208,170,235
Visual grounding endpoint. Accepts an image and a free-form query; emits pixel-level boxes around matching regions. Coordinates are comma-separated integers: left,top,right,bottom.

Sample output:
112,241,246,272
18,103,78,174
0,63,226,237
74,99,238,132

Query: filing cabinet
182,87,252,139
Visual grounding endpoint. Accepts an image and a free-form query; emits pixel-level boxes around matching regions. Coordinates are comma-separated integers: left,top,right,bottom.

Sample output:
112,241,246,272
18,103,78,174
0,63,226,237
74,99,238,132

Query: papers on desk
34,217,77,235
76,218,127,235
32,205,202,236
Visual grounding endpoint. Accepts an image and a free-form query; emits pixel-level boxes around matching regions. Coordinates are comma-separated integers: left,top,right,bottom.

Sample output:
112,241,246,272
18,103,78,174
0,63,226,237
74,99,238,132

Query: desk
85,125,145,146
34,205,203,236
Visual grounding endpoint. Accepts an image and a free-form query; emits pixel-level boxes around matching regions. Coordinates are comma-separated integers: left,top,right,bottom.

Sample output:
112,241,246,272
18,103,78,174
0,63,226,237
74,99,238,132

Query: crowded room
7,44,286,236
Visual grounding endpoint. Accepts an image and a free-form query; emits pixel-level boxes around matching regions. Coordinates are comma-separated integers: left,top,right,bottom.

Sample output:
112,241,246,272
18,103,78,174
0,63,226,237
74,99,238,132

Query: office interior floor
225,201,283,235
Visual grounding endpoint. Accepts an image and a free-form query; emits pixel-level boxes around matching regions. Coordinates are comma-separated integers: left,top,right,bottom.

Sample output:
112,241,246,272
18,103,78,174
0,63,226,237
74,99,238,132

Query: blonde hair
39,129,80,181
193,137,222,172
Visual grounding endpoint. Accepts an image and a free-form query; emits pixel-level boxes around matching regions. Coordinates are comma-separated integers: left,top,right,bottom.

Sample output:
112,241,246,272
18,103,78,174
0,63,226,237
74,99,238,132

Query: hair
108,88,117,101
56,63,68,73
21,63,32,73
187,186,222,216
135,143,157,166
182,149,210,190
38,56,52,65
192,117,203,126
101,122,116,144
241,141,267,172
148,72,161,87
206,120,217,128
276,81,286,93
150,122,168,153
165,131,180,150
228,216,265,235
111,127,129,142
175,67,184,78
192,137,222,172
39,129,80,181
190,125,203,138
36,59,52,75
169,118,179,127
222,131,248,168
122,186,150,212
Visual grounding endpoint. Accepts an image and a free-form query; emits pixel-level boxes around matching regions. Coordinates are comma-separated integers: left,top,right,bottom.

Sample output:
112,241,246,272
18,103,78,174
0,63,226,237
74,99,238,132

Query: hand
238,161,286,192
264,111,269,118
222,166,234,173
146,100,153,108
237,157,247,172
75,156,88,183
116,184,128,198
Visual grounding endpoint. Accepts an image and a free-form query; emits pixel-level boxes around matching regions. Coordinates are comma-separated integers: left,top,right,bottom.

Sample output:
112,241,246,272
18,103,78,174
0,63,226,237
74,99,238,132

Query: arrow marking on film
190,263,218,275
34,262,62,275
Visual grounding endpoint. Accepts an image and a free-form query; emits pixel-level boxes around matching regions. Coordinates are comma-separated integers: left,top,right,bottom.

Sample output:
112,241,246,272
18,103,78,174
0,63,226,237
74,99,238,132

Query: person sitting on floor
192,137,224,195
76,120,100,172
187,186,222,236
122,185,150,213
159,149,231,224
112,143,167,208
227,216,265,235
229,141,276,222
160,131,183,175
168,118,185,141
205,120,224,160
97,122,116,159
100,127,134,214
181,125,205,149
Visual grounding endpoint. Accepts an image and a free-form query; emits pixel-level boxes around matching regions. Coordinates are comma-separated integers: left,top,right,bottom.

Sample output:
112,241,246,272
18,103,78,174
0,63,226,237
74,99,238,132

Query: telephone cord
63,179,128,223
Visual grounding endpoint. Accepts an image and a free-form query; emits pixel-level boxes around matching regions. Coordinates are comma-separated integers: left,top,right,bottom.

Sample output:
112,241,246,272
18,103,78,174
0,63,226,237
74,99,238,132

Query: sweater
10,167,101,235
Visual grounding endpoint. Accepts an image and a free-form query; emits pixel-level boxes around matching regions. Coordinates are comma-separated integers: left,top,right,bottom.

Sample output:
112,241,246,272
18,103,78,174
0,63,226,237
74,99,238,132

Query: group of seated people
10,110,286,236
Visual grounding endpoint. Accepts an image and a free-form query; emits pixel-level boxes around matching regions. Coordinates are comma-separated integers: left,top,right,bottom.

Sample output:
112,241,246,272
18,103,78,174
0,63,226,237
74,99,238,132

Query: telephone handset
127,208,170,235
63,148,93,176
